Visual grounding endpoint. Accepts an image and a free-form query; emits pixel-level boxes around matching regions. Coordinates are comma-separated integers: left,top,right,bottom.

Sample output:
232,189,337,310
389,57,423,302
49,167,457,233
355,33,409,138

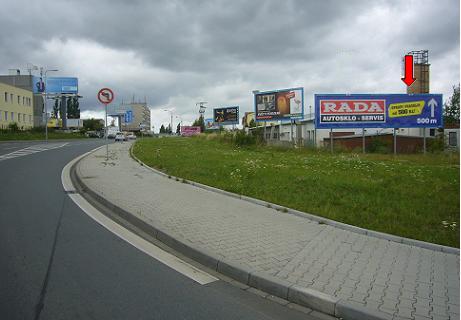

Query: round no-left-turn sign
97,88,114,105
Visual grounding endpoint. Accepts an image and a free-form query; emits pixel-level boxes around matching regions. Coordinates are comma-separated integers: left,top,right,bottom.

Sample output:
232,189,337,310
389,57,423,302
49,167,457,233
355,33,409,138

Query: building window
23,97,25,105
11,112,14,120
23,114,26,122
18,95,20,104
449,132,458,147
10,94,13,102
4,92,7,102
0,110,2,121
4,111,7,121
18,113,21,122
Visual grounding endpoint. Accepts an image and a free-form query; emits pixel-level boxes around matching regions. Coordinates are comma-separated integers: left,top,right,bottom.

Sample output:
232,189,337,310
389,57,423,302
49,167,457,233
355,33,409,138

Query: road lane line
61,150,218,285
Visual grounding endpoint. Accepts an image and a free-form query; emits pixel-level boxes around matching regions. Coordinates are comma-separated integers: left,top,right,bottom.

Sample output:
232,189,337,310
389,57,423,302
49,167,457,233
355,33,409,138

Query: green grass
0,130,87,141
133,136,460,247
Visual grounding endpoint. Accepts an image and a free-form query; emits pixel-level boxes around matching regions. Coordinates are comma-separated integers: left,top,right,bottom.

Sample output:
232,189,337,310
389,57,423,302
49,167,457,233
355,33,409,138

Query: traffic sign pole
97,88,115,161
105,104,108,160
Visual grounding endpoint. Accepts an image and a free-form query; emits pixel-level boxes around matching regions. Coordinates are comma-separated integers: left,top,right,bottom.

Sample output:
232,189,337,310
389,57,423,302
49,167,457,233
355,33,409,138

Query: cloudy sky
1,0,459,131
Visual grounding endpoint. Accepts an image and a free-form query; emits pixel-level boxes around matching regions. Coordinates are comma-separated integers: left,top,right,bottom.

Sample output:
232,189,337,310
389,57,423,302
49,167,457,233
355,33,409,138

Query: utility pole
196,102,207,132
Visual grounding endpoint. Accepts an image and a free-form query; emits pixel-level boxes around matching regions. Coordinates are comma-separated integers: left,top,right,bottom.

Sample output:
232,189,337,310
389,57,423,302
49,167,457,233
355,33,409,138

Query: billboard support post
393,128,397,155
279,120,281,141
41,68,59,143
330,129,333,153
423,128,427,154
362,129,366,153
264,121,266,141
290,120,294,144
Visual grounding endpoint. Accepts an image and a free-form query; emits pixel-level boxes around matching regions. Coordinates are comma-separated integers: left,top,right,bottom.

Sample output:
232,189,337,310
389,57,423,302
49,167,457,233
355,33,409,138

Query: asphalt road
0,139,327,320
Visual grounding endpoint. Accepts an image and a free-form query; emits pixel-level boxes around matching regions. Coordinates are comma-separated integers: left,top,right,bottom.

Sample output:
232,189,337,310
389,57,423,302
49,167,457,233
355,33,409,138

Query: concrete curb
70,146,406,320
129,144,459,256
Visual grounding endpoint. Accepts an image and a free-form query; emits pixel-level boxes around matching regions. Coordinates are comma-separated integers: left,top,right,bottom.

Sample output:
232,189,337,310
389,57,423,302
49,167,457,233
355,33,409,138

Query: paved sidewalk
75,142,459,320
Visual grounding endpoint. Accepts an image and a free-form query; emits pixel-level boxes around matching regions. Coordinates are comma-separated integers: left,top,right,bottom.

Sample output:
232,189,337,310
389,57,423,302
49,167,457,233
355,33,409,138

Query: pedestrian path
0,142,68,162
76,142,460,320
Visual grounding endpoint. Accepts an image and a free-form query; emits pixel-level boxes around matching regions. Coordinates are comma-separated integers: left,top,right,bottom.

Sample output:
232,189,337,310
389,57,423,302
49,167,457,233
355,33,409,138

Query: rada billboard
255,87,303,121
32,76,78,94
315,94,443,129
213,106,239,125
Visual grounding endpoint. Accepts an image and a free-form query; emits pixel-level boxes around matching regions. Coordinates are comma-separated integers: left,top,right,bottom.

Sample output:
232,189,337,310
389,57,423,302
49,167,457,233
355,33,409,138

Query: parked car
115,132,127,142
126,133,137,140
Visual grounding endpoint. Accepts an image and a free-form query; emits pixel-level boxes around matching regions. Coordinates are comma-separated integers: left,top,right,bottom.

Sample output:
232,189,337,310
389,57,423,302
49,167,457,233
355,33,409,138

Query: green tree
192,116,205,132
160,124,166,133
67,97,80,119
444,84,460,126
176,123,181,134
83,118,103,131
53,99,60,118
249,119,256,128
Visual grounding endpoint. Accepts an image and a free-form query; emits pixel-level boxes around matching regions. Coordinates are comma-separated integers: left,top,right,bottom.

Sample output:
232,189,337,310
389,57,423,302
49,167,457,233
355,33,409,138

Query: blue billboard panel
125,110,133,123
254,87,303,121
315,94,443,128
32,76,78,94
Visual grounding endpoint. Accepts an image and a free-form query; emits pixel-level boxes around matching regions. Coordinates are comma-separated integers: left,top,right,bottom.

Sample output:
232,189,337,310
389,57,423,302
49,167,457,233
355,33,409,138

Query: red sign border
97,88,114,105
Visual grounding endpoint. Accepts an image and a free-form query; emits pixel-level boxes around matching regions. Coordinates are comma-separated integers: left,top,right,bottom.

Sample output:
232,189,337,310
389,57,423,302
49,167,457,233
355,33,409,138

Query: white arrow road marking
428,98,438,118
61,152,218,285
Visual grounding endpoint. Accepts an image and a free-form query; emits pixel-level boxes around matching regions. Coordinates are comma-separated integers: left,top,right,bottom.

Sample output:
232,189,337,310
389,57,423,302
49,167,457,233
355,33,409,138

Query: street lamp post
41,67,58,143
163,109,174,134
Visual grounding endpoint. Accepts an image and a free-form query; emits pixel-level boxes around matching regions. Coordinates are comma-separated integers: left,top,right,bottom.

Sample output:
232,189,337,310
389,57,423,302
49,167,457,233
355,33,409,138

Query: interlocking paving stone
77,142,460,320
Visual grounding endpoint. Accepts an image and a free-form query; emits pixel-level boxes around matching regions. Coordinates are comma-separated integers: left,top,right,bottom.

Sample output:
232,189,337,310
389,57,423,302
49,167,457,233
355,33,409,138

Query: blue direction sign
315,94,443,129
125,110,133,123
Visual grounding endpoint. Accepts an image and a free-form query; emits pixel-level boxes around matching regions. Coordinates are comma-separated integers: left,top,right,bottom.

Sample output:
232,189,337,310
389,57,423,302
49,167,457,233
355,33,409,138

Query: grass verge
133,136,460,247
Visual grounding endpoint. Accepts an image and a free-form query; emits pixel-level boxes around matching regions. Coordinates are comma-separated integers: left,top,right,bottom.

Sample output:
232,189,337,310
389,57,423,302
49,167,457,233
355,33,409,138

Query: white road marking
0,143,68,162
61,151,218,285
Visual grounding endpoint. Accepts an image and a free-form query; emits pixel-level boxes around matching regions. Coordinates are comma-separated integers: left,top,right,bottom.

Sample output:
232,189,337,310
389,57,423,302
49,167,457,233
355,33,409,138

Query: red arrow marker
401,55,416,86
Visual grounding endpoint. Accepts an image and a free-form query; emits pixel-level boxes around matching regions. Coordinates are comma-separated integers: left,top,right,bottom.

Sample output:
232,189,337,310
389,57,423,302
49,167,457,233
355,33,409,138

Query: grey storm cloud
0,0,459,128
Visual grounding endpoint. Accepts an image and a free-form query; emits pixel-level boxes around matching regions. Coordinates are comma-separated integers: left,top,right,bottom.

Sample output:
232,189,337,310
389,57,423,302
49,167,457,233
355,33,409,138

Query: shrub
368,137,391,153
8,122,19,132
234,130,256,146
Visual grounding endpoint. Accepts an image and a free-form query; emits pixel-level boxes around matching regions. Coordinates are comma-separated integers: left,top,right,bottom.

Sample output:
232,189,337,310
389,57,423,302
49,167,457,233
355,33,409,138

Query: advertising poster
315,94,443,128
32,76,78,94
205,118,218,130
181,126,201,136
255,87,303,121
213,106,239,125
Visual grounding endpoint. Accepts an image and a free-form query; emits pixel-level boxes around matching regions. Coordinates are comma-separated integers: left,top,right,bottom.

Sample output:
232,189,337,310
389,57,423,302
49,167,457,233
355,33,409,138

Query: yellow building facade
0,82,34,130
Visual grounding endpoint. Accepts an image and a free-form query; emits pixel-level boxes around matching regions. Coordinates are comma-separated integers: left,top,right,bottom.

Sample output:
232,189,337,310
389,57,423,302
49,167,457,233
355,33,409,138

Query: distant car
114,132,127,142
126,133,137,140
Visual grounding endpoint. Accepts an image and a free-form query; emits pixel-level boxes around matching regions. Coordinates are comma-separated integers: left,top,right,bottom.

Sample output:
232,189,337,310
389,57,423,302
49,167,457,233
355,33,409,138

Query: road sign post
97,88,115,161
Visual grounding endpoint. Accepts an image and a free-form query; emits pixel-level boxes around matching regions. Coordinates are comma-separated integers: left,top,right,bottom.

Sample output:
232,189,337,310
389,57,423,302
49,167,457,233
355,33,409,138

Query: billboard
213,106,239,125
181,126,201,136
107,104,133,116
255,87,303,121
205,118,219,130
32,76,78,94
315,94,443,128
